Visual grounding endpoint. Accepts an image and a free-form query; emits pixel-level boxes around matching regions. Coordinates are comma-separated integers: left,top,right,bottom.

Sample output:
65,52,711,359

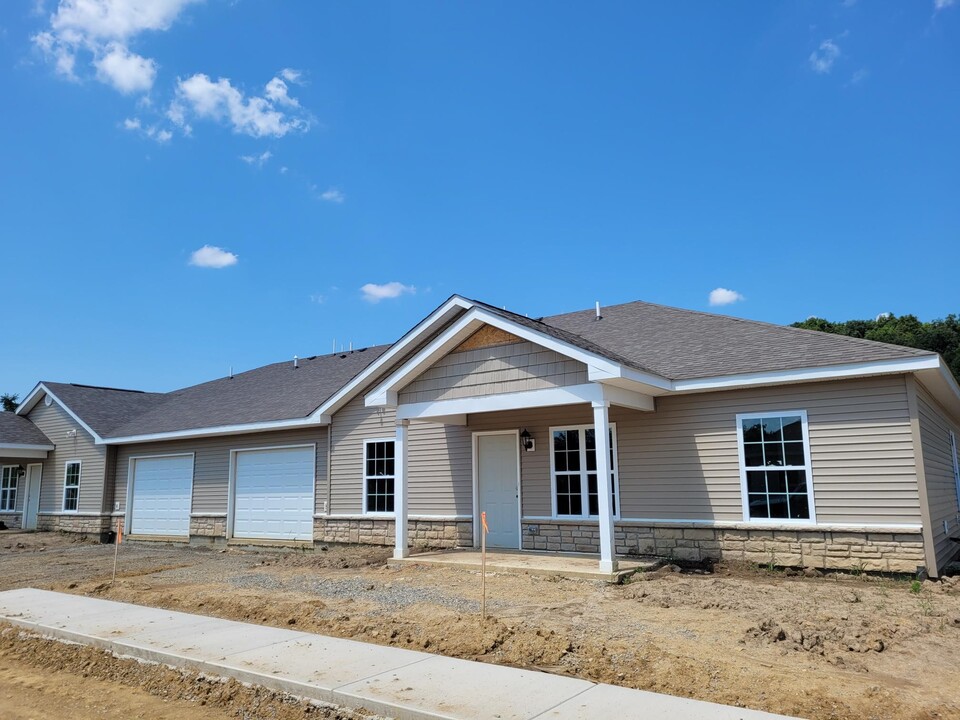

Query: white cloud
279,166,288,174
189,245,238,269
240,150,272,167
708,288,745,307
169,72,310,138
264,76,299,108
309,293,325,304
320,187,345,203
34,0,198,92
935,0,956,9
809,39,840,74
121,116,172,143
94,42,156,93
279,68,302,83
361,282,415,303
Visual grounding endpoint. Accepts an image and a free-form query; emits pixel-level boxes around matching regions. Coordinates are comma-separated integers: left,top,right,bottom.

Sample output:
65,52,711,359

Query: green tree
1,393,18,412
792,314,960,382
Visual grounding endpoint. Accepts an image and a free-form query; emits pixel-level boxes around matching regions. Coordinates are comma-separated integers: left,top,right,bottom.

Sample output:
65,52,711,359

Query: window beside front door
736,412,815,522
364,439,395,514
0,466,17,511
63,461,81,512
550,425,618,519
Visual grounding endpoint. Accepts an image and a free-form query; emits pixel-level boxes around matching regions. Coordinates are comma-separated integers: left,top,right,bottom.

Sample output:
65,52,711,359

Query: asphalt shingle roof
40,382,169,437
475,298,934,381
105,346,390,438
0,411,54,447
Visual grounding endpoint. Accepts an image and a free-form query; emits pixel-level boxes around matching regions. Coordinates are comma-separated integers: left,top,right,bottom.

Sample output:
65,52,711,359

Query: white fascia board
366,307,656,407
312,295,474,419
597,384,656,411
103,416,327,445
15,383,46,416
0,446,52,459
671,355,942,394
18,383,104,444
397,384,608,420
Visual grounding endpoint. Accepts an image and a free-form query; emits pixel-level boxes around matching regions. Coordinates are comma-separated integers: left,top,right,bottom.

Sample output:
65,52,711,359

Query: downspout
905,374,940,578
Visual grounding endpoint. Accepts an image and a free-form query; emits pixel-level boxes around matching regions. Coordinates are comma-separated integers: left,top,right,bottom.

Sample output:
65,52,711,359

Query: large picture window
63,461,81,512
551,425,618,518
364,439,395,514
0,466,17,512
737,412,815,521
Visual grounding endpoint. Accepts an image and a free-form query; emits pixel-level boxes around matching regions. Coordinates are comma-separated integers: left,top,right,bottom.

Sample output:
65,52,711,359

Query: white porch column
394,419,410,559
592,400,617,573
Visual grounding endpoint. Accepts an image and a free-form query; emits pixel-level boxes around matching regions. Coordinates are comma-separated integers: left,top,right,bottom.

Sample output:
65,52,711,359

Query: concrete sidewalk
0,589,798,720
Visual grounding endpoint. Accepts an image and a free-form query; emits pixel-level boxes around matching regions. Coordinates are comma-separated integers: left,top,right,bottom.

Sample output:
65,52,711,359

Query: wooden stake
111,517,122,584
481,511,488,621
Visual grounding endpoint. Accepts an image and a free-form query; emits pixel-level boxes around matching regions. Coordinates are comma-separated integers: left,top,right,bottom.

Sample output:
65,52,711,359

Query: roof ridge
544,299,934,359
42,381,162,395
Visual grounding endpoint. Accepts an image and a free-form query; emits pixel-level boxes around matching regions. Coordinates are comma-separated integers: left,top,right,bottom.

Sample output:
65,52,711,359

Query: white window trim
363,437,396,516
735,410,817,524
62,459,82,513
950,430,960,513
0,466,18,512
548,423,620,521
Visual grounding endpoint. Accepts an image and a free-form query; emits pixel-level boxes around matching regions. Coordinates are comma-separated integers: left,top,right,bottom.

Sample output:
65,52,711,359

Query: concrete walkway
0,589,798,720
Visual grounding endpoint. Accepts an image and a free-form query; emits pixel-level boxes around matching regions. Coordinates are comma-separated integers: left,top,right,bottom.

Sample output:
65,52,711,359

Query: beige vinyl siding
0,458,28,513
112,427,328,515
915,382,960,571
27,399,106,514
329,396,473,516
467,376,919,525
398,341,588,404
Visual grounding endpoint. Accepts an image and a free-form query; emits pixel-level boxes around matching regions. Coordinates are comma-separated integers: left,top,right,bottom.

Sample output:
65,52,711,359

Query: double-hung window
364,439,395,513
63,461,81,512
551,425,618,518
0,466,17,512
737,412,815,521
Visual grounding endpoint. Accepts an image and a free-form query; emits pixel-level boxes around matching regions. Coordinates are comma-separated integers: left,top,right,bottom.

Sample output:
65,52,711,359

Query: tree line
792,313,960,381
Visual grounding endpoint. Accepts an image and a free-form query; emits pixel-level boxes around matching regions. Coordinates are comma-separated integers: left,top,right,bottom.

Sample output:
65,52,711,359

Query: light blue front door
477,433,520,548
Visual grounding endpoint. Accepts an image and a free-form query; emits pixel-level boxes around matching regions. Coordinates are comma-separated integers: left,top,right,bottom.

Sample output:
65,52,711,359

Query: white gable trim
16,383,104,444
310,295,475,419
366,306,671,408
103,417,327,445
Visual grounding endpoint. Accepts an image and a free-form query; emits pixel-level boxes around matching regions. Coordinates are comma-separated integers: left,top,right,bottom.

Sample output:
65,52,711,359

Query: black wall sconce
520,429,535,452
16,465,25,480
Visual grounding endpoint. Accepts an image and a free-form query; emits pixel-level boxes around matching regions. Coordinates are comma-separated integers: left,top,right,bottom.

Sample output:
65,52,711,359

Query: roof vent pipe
293,355,299,369
595,301,602,321
229,366,233,379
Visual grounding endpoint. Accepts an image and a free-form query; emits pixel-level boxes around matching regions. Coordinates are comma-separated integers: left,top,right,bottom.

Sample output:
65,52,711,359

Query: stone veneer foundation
0,513,22,530
37,513,114,535
522,520,926,574
314,518,473,549
190,515,227,538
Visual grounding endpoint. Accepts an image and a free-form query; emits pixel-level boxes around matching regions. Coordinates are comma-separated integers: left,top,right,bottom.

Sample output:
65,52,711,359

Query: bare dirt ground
1,530,959,720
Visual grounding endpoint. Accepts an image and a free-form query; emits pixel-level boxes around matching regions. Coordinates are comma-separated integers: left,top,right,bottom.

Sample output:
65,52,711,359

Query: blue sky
1,1,957,398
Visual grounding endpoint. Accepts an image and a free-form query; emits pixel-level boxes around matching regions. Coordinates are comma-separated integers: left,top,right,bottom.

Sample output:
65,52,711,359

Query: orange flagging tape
481,511,489,533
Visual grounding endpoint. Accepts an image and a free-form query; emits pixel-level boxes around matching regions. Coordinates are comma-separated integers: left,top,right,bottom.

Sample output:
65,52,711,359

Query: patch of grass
910,580,922,595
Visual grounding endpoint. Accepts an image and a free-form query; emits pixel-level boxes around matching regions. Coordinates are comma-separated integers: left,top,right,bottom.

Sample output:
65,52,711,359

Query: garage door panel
130,455,192,537
234,447,314,541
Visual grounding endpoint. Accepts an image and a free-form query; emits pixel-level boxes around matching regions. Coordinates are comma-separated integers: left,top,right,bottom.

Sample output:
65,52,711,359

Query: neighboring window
364,440,395,513
737,413,814,521
951,431,960,510
63,461,81,512
0,466,17,511
551,425,618,518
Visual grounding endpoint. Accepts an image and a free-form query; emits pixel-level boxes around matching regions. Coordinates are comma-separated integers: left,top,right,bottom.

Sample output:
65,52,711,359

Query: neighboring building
2,296,959,577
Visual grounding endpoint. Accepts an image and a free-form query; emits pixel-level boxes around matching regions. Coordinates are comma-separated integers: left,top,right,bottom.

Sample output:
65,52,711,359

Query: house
2,296,959,577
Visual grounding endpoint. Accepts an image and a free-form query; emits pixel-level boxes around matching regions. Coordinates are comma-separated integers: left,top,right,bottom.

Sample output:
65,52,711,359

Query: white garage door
233,446,314,541
130,455,193,537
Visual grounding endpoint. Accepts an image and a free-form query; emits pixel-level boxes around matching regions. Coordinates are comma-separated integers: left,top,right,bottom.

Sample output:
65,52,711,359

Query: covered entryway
231,446,314,541
22,464,42,531
475,432,520,548
129,455,193,536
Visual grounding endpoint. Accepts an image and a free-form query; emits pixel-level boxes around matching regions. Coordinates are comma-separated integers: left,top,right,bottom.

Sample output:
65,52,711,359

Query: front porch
390,548,657,582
